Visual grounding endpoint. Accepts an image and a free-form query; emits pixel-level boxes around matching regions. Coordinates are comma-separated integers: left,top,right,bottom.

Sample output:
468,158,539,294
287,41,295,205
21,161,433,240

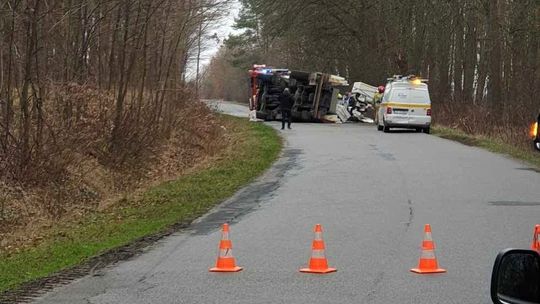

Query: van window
389,88,431,104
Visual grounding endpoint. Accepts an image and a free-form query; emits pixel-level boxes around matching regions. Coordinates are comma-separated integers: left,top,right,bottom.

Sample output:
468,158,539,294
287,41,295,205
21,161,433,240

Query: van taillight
386,107,392,114
427,108,432,116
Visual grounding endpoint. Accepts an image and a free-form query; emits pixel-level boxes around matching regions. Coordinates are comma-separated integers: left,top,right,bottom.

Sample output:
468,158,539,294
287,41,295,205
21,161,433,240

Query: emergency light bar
387,75,428,83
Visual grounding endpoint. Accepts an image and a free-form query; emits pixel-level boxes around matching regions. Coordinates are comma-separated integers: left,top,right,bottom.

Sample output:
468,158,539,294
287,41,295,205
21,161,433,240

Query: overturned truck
249,65,348,122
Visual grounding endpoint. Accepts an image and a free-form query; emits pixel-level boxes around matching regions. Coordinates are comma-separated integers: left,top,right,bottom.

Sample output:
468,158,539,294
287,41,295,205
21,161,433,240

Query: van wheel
423,127,431,134
377,125,383,131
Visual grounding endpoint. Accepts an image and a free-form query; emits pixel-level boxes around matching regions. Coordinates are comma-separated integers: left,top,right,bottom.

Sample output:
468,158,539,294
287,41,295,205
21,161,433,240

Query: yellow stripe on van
381,102,430,108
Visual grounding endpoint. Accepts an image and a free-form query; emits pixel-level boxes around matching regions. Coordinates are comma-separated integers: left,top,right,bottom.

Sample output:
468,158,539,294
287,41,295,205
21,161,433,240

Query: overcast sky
185,0,242,80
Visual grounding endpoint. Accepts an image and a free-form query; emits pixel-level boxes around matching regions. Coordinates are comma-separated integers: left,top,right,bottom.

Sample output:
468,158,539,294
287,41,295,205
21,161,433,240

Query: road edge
0,116,282,303
432,125,540,169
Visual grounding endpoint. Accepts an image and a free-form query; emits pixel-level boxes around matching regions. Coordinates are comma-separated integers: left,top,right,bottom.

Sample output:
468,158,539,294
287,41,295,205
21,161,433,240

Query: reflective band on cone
300,224,337,274
410,224,446,274
209,223,243,272
422,230,435,250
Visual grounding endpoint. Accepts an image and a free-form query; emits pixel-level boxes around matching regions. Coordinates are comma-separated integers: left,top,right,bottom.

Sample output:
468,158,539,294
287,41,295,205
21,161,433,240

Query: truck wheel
423,127,431,134
256,111,267,120
383,125,391,133
377,125,383,131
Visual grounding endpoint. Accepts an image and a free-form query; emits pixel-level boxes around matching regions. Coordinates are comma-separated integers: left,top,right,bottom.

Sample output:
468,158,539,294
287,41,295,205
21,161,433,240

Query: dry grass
433,101,539,168
434,101,537,152
0,86,229,254
0,116,281,293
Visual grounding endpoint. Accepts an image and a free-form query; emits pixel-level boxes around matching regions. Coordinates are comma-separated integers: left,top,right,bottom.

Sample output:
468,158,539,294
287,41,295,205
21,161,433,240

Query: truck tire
383,125,391,133
377,124,383,131
256,111,267,120
269,87,282,94
290,71,310,82
301,110,311,121
308,93,315,103
423,127,431,134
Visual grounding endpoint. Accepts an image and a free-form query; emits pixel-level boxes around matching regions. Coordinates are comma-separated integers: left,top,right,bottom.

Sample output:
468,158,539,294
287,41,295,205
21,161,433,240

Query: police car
377,75,432,134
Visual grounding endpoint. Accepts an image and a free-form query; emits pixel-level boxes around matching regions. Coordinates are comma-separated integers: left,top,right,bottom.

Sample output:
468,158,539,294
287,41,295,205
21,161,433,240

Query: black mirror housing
536,114,540,151
491,249,540,304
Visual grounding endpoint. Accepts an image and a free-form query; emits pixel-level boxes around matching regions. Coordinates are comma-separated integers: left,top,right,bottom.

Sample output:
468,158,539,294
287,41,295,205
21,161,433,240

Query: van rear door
390,87,431,125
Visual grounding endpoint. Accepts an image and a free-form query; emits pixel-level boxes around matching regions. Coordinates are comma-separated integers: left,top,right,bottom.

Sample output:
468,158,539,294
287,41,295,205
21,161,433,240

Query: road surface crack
405,199,414,230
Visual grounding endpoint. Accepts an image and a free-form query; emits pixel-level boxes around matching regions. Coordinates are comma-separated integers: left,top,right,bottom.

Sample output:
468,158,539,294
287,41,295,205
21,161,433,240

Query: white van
377,77,432,133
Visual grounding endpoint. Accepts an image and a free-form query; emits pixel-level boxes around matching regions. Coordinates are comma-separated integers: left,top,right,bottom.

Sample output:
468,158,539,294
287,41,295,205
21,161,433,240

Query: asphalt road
33,102,540,303
205,99,250,118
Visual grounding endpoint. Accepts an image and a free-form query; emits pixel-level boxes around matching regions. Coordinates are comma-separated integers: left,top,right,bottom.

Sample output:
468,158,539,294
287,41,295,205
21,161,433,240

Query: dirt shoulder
432,125,540,169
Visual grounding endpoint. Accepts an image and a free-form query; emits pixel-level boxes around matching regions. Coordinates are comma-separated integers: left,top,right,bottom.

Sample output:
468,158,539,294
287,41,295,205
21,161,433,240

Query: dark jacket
279,92,294,110
348,95,357,107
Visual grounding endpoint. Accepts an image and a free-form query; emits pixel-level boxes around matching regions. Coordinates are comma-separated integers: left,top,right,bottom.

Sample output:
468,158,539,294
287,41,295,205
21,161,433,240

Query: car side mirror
535,114,540,151
491,249,540,304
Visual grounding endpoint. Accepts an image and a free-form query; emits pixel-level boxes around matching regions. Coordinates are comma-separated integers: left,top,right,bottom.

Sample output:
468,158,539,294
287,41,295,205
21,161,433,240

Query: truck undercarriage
249,65,348,122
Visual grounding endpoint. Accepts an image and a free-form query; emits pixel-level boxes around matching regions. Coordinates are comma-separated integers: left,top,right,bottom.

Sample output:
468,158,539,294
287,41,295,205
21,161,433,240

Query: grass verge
0,115,281,293
432,125,540,168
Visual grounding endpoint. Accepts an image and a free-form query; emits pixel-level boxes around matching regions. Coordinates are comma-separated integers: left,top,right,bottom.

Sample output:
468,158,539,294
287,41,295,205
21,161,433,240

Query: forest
0,0,538,254
204,0,539,145
0,0,230,250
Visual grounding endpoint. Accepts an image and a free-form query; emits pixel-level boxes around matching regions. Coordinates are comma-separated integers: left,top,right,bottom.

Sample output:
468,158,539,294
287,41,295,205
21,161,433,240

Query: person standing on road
373,86,385,104
279,88,293,130
373,86,385,125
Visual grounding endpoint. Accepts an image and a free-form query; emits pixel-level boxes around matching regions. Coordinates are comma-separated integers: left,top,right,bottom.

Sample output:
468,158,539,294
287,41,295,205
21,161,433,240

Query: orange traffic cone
209,223,243,272
300,224,337,274
531,225,540,252
410,224,446,274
